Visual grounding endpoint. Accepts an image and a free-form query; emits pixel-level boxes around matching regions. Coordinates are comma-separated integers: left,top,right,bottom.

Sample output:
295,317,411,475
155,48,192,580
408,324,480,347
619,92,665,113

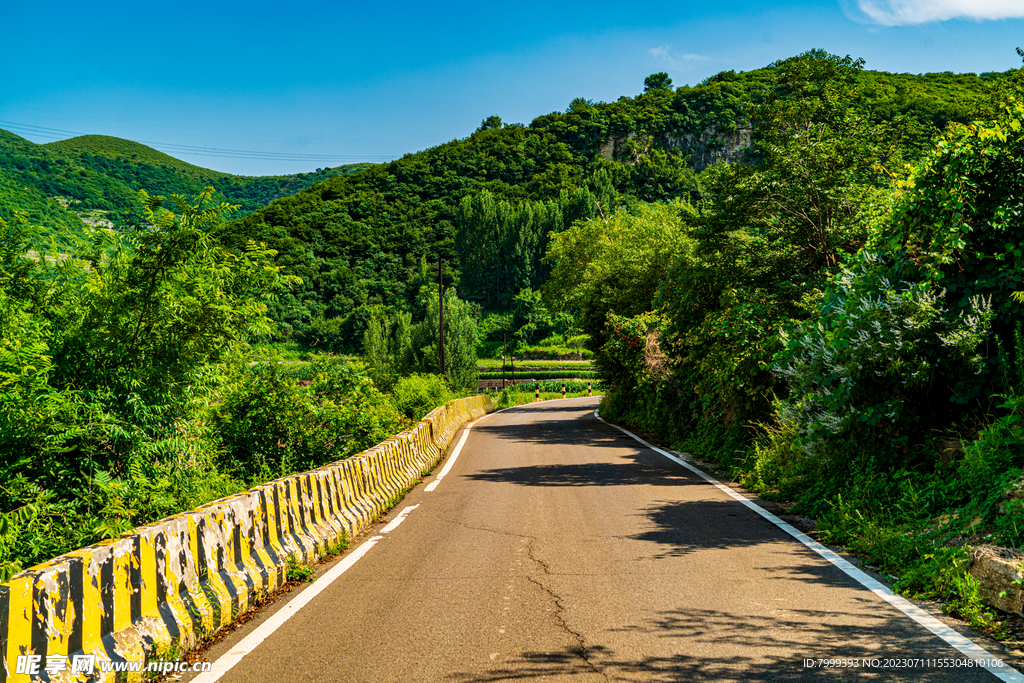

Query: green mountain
4,51,1013,350
219,53,1014,351
0,129,371,242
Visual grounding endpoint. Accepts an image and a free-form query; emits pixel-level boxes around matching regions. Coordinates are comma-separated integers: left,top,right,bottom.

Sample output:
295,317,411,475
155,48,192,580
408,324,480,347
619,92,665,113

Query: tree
696,50,910,281
544,200,695,365
0,189,289,569
51,189,285,410
414,289,479,391
477,116,503,132
644,72,673,92
763,96,1024,501
455,188,600,309
363,307,412,391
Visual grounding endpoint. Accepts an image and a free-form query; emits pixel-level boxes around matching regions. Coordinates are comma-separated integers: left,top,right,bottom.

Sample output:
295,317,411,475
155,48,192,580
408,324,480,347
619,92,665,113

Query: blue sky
2,0,1023,176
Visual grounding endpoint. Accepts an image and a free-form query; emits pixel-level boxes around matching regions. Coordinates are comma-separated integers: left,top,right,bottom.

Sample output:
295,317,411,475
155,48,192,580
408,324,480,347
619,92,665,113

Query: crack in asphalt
525,537,615,681
440,518,537,540
441,518,615,678
436,516,610,675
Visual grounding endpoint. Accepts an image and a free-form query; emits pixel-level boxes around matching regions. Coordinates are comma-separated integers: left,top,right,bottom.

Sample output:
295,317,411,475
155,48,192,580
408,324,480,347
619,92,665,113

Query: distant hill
0,129,372,242
46,135,212,172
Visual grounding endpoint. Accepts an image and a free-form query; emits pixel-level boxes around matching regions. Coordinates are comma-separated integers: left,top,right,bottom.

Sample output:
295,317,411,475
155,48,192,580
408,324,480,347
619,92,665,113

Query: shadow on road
475,411,619,448
449,403,1004,681
446,605,997,681
467,461,696,488
629,498,788,558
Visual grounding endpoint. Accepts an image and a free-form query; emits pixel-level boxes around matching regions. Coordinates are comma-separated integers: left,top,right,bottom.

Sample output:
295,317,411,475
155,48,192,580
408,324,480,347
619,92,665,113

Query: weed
820,494,1004,634
143,640,185,681
322,532,350,558
285,552,316,583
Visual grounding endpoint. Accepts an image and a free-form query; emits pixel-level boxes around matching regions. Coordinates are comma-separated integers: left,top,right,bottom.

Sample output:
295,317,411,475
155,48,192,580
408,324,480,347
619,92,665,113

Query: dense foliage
217,54,1009,356
391,373,452,421
0,193,404,579
547,50,1024,628
363,286,480,391
214,356,408,483
5,50,1024,616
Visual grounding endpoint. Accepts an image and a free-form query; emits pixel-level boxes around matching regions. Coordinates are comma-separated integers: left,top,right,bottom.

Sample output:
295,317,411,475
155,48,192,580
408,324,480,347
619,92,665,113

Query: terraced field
476,359,599,392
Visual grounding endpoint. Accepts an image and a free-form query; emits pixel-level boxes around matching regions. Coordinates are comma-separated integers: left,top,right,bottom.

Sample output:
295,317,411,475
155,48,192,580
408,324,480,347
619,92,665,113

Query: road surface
186,397,1015,682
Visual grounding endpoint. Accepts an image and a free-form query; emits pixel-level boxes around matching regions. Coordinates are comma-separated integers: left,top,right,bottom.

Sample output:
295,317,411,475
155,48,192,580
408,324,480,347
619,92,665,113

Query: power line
0,120,402,163
4,104,428,147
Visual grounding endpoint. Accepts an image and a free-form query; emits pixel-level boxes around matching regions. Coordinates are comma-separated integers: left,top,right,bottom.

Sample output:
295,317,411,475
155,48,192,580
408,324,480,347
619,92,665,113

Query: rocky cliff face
662,123,753,171
597,123,753,171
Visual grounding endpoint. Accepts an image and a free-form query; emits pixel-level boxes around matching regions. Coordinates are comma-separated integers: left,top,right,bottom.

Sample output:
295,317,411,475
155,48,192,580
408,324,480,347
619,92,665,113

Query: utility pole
502,332,507,390
438,256,445,380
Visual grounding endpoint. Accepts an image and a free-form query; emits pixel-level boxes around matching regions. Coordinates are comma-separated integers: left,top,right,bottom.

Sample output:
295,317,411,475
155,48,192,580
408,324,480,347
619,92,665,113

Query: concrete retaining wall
1,394,493,682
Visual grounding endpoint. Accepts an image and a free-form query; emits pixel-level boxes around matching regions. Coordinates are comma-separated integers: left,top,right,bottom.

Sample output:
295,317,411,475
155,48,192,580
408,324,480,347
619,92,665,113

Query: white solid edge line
594,410,1024,682
192,535,385,683
381,504,419,533
192,399,564,679
424,425,472,492
423,403,524,492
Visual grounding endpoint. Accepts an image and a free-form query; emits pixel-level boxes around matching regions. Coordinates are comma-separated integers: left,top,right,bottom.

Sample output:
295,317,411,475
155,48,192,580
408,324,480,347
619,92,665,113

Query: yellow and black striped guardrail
0,394,493,682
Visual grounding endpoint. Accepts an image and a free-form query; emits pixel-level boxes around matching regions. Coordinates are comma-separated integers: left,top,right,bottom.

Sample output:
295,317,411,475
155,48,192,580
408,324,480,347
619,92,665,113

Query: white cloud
649,46,710,71
848,0,1024,25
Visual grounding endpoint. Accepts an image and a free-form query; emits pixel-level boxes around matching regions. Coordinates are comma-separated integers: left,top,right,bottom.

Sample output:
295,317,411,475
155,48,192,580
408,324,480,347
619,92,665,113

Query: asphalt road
188,397,1013,682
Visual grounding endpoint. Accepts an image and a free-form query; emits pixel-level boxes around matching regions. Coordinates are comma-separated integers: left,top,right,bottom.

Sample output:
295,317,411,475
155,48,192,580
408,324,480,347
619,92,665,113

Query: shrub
391,373,452,421
362,307,412,391
213,358,407,482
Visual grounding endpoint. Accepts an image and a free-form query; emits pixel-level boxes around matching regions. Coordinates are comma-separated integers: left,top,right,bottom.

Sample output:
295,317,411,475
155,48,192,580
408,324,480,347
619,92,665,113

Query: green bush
498,379,601,394
391,373,452,421
767,98,1024,505
516,345,593,360
213,357,407,483
0,190,279,575
363,307,413,391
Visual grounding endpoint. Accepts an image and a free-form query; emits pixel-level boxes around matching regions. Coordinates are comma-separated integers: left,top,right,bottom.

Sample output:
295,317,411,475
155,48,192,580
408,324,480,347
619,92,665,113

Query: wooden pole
438,256,445,380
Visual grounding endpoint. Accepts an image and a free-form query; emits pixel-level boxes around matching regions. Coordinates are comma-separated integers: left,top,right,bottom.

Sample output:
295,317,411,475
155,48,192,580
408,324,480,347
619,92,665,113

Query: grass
248,340,360,363
485,380,602,394
816,497,1005,634
144,640,186,681
477,374,598,385
322,532,350,559
249,339,318,362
